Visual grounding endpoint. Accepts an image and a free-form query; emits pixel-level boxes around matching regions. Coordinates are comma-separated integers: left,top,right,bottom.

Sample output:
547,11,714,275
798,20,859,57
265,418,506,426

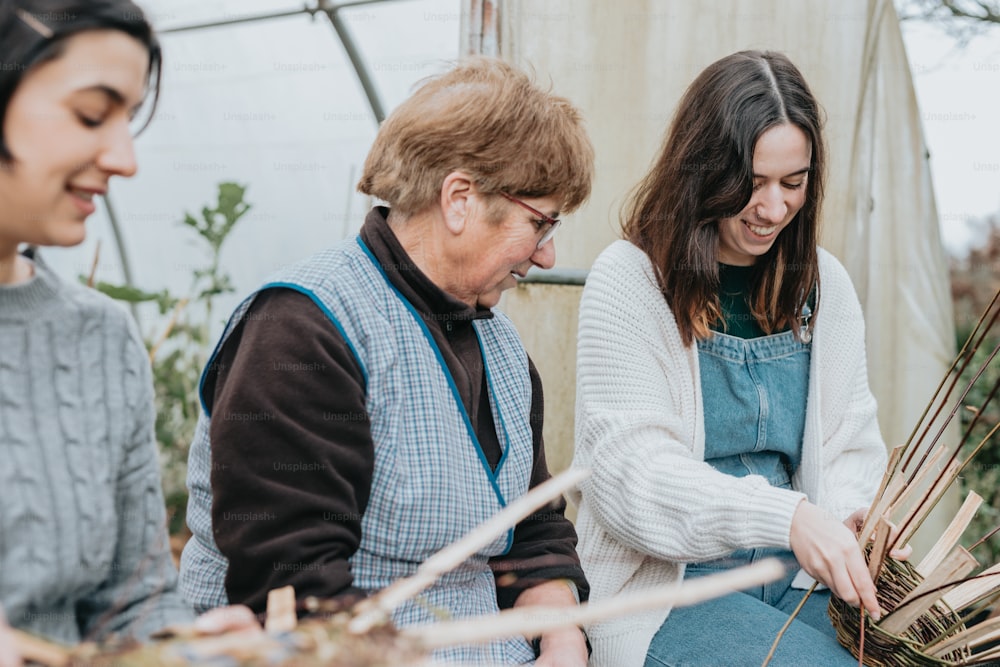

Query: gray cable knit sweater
0,253,193,645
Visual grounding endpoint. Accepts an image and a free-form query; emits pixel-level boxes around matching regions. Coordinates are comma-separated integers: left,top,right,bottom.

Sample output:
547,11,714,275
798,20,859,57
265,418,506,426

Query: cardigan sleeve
574,241,806,562
812,250,888,522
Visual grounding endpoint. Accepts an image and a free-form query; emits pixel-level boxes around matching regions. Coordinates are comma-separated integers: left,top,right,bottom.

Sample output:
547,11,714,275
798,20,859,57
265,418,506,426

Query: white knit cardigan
571,240,888,667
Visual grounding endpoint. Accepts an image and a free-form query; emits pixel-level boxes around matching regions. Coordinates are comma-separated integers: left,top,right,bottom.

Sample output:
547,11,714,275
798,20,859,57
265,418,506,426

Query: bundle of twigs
826,287,1000,666
16,469,785,667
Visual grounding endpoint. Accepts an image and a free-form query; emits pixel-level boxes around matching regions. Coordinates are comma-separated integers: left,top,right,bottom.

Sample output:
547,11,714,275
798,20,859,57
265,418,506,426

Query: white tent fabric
492,0,957,538
33,0,956,538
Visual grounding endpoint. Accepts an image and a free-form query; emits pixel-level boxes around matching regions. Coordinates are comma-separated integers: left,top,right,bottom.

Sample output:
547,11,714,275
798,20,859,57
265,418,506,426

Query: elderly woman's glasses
499,192,561,249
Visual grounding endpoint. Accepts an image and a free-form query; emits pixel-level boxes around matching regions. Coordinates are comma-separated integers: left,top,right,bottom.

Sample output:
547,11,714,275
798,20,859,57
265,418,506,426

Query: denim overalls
645,306,858,665
685,327,810,602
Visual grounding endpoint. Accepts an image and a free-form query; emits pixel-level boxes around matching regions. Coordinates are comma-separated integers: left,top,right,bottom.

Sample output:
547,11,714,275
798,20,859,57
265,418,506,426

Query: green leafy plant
952,217,1000,562
89,182,251,535
956,326,1000,562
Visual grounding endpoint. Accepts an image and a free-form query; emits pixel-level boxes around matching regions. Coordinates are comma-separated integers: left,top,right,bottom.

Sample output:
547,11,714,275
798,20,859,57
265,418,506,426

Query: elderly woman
180,58,594,665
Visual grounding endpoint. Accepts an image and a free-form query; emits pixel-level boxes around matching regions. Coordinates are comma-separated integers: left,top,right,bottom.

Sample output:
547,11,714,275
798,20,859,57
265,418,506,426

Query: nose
755,184,787,223
95,120,138,178
531,239,556,270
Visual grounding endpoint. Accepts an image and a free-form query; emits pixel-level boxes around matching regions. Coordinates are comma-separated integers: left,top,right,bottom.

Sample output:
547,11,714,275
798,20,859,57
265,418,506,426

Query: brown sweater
204,208,587,614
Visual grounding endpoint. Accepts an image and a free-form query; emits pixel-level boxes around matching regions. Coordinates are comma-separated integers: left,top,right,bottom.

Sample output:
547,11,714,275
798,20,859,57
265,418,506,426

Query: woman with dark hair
0,2,253,663
572,50,901,666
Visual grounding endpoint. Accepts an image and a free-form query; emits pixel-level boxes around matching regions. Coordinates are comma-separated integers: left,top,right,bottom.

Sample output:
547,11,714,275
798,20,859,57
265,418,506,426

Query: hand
843,508,913,561
514,581,587,667
535,627,588,667
194,605,262,635
790,501,883,620
0,607,22,667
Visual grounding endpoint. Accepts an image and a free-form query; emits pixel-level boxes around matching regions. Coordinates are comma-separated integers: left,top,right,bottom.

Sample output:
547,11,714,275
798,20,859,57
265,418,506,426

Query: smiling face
0,30,149,256
717,123,812,266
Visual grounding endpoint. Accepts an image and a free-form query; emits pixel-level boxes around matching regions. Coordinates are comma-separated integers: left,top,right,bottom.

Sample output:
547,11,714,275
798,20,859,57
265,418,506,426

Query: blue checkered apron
181,236,537,664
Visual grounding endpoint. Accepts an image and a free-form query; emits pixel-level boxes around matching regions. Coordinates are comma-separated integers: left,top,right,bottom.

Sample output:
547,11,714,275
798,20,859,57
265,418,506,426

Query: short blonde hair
358,57,593,217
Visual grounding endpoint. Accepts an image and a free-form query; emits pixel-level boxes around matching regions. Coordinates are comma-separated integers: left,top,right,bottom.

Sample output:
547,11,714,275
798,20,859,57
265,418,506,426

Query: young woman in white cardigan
573,50,906,667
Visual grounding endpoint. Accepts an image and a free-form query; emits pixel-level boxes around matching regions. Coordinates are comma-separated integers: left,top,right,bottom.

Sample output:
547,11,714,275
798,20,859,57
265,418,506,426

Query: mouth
67,185,106,201
66,185,105,216
743,220,778,239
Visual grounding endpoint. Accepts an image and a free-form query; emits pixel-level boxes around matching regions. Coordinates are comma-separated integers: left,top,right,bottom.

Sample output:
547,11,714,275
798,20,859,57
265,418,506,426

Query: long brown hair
623,50,825,346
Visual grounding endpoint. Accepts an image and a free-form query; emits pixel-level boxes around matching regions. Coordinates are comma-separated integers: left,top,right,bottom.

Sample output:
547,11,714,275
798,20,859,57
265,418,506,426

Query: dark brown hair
0,0,162,161
359,56,593,217
623,50,824,346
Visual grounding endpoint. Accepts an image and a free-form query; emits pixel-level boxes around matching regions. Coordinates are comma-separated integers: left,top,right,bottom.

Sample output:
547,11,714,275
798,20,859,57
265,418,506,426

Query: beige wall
501,282,582,519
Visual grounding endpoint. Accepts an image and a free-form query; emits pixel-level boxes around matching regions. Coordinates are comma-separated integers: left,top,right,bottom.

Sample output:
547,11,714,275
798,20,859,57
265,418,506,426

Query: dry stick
411,559,785,650
879,547,978,635
905,320,1000,479
895,459,962,548
890,343,1000,552
879,570,1000,623
884,446,948,520
956,641,1000,665
867,518,894,582
148,297,190,364
860,445,905,546
265,585,297,633
86,240,101,288
349,467,590,634
761,581,817,667
917,492,984,576
896,385,1000,552
926,615,1000,659
900,287,1000,473
951,404,1000,487
931,588,1000,652
858,607,866,667
860,475,906,552
942,562,1000,611
893,311,999,540
969,522,1000,554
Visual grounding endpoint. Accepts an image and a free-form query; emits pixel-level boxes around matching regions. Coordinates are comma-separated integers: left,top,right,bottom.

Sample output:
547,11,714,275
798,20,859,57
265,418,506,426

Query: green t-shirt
712,264,817,339
712,263,767,339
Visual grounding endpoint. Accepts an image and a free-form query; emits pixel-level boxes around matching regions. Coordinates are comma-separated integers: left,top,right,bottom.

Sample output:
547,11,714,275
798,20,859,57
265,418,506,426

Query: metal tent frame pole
159,0,393,124
103,0,399,289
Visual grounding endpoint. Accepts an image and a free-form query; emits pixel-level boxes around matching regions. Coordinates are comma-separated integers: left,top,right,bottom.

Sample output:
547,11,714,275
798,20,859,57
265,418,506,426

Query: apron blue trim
198,322,233,417
474,324,517,554
197,282,369,418
355,237,511,522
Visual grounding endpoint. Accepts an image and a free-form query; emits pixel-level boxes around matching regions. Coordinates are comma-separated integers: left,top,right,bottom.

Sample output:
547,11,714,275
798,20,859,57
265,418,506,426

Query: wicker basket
828,550,971,667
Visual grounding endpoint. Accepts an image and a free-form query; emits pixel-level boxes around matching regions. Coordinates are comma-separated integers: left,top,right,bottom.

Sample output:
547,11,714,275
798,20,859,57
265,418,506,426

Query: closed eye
783,182,805,190
76,112,103,128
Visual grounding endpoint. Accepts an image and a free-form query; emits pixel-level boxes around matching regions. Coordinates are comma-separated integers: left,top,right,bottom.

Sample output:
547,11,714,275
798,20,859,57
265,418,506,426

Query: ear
439,171,476,236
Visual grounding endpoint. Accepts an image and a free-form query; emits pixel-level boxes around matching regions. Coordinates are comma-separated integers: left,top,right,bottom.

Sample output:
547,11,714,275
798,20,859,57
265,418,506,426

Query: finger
844,508,866,534
828,562,861,609
890,544,913,561
846,554,882,620
0,607,22,667
0,639,20,667
195,606,261,634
